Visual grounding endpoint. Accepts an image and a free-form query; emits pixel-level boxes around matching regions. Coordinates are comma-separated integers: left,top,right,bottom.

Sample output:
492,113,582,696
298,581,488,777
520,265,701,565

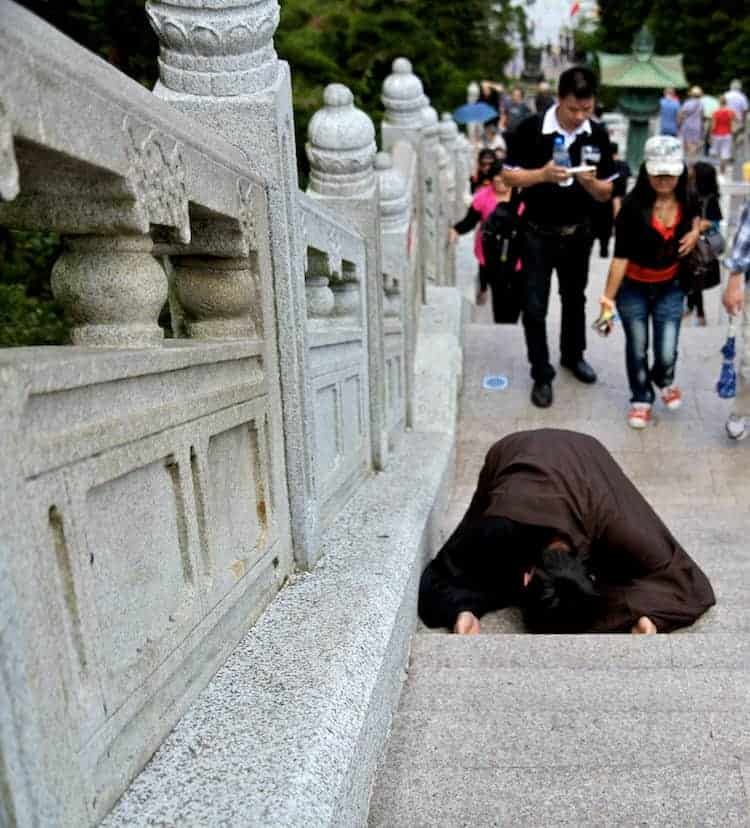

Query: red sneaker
660,386,682,411
627,403,652,429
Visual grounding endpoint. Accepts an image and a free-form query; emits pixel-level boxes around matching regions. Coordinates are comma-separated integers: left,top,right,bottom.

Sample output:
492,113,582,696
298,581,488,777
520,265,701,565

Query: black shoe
561,358,597,384
531,381,553,408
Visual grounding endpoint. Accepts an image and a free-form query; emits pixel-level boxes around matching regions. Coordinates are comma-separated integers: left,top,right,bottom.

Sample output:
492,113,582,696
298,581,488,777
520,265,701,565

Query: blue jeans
616,278,684,404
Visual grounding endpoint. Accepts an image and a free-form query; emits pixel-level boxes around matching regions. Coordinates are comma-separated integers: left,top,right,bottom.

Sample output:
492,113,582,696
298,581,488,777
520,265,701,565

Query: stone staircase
368,253,750,824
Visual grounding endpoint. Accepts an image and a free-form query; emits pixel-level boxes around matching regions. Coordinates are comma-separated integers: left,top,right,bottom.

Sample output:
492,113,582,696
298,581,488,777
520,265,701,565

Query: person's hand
678,228,700,257
541,160,572,184
631,616,657,635
574,169,596,184
454,611,481,635
593,295,616,336
476,287,489,305
723,273,745,315
448,227,459,245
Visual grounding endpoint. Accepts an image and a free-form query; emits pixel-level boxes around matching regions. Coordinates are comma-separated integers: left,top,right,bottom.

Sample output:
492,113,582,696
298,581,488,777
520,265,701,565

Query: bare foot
631,616,657,635
454,611,481,635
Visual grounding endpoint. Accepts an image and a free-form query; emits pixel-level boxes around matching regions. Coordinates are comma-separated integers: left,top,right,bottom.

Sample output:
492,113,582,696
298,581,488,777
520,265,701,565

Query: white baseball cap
644,135,684,177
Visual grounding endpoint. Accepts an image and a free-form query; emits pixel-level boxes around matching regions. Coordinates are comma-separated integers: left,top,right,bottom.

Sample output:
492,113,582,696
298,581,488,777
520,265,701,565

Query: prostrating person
503,66,616,408
418,429,715,635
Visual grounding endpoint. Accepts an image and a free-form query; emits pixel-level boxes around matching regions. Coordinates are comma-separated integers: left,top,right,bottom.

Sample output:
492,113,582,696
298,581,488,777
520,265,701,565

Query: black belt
527,220,586,237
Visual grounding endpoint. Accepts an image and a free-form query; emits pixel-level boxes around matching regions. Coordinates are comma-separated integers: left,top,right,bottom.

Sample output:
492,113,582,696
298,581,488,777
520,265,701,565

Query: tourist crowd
451,67,750,439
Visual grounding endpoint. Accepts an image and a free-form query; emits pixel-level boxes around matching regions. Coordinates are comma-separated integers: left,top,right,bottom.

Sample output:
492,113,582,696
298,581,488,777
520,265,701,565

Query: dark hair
478,149,495,163
522,548,601,633
488,160,504,180
631,162,691,209
610,141,619,155
558,66,598,100
692,161,719,198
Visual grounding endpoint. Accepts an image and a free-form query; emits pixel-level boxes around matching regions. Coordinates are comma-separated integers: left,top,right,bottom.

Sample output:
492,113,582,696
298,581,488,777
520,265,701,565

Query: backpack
481,195,524,273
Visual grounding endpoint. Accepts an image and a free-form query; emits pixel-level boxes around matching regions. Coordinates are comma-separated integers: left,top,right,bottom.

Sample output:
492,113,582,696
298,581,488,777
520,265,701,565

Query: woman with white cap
597,136,701,428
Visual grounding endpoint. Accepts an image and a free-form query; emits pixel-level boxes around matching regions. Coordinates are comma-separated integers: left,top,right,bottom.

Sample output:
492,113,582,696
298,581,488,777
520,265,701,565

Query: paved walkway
369,242,750,825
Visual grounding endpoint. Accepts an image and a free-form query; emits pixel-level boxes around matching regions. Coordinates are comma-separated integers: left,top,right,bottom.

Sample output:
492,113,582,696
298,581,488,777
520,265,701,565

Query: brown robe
426,428,715,633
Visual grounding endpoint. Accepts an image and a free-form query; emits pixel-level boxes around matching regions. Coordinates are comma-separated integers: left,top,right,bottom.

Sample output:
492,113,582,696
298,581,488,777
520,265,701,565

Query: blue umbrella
452,102,499,124
716,316,737,399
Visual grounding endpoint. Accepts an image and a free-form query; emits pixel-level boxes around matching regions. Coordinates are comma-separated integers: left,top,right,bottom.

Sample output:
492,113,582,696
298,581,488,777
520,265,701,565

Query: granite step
368,635,750,827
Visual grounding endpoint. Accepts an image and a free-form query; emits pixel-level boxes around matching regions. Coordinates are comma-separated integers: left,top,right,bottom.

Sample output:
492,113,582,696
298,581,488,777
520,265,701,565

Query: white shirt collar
542,105,592,140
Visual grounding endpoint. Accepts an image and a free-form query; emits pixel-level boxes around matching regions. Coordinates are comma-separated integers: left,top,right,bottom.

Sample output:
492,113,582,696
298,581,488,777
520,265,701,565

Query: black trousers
522,225,594,382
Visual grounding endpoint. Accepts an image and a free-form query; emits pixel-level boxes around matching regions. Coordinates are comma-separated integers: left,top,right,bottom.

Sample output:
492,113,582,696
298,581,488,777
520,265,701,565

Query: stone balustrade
0,1,460,824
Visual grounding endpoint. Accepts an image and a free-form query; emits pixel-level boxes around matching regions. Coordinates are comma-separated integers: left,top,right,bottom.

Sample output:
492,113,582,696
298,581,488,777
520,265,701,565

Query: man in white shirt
725,80,748,126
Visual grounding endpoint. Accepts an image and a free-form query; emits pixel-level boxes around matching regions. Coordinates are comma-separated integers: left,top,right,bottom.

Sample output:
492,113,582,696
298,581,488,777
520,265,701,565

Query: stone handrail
0,1,462,824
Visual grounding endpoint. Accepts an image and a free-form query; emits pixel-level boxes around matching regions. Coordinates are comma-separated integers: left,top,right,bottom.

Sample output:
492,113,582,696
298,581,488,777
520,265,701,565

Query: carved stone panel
124,116,190,243
85,457,198,715
202,420,270,610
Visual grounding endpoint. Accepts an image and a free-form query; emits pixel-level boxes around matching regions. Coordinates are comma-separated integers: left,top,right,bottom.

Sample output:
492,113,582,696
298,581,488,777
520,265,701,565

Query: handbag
679,197,723,293
679,235,721,293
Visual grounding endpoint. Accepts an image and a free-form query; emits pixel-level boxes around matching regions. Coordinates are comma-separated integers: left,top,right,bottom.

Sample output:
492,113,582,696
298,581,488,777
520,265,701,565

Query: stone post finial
421,103,440,145
146,0,281,96
439,113,459,147
375,151,409,231
467,81,480,104
306,84,377,198
382,57,426,129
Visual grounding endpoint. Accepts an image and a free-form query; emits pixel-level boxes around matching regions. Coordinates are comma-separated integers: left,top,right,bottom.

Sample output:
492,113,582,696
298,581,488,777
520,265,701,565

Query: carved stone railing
0,1,459,824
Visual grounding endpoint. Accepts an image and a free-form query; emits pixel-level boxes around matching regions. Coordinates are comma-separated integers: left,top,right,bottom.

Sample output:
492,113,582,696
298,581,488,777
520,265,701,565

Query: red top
712,108,734,136
625,205,682,283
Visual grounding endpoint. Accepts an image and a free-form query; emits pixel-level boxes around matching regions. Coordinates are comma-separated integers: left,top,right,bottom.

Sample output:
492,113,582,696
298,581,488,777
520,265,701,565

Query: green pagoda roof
598,52,688,89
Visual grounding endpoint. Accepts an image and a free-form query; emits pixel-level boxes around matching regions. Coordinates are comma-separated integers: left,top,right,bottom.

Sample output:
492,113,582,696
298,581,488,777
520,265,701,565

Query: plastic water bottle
552,135,572,187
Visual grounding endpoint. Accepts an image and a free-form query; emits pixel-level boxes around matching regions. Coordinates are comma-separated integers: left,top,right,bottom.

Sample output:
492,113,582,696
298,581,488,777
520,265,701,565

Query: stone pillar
420,103,443,288
51,234,167,347
438,114,458,287
306,84,388,471
381,58,431,305
375,151,414,428
146,0,319,566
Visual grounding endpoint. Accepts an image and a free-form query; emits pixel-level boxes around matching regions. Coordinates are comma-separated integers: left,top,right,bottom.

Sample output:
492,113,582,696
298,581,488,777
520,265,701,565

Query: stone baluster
146,0,319,566
382,274,401,319
330,260,360,321
172,255,259,339
304,248,335,319
51,234,167,347
375,151,414,426
306,84,388,471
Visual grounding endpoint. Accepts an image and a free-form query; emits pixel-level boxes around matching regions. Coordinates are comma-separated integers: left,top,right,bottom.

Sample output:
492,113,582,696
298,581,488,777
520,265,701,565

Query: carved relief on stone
0,98,20,202
326,225,342,279
124,116,190,244
146,0,280,96
237,178,257,253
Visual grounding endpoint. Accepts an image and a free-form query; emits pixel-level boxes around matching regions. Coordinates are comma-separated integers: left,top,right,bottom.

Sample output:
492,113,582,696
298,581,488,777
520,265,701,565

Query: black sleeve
705,194,722,222
453,206,481,234
613,196,639,260
418,557,505,629
594,125,617,181
504,115,541,169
